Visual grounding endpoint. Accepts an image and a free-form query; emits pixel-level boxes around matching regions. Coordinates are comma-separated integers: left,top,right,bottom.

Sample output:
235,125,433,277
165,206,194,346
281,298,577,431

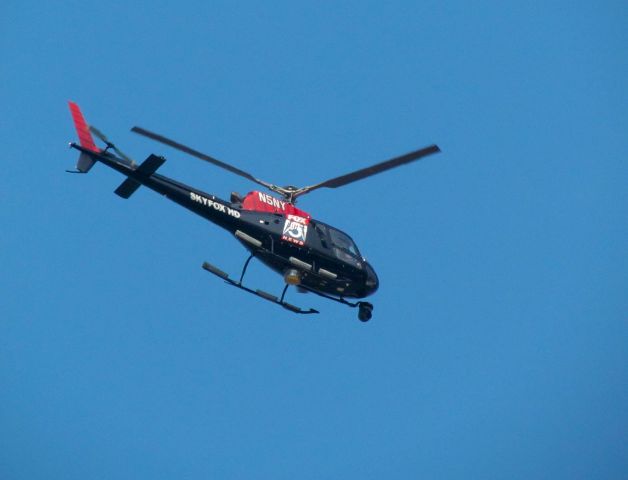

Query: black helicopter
67,102,440,321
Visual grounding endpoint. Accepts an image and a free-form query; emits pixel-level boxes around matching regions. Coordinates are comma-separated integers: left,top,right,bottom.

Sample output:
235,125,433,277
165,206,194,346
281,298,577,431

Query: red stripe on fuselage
242,191,311,220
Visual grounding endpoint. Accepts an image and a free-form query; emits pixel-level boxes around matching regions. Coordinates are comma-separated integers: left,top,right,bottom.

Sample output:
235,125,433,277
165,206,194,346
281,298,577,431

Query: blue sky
1,1,627,478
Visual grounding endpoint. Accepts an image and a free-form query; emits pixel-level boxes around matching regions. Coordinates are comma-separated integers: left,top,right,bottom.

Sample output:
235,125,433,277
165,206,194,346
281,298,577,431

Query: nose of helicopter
363,261,379,296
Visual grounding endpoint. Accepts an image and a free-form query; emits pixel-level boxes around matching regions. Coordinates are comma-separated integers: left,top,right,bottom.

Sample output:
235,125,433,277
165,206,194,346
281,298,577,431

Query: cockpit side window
328,227,362,268
314,222,329,249
329,229,360,257
314,221,362,267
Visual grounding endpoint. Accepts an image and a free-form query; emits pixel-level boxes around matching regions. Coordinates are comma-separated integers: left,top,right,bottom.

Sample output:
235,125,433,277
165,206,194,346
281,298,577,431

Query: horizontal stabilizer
113,154,166,199
136,154,166,176
114,178,141,199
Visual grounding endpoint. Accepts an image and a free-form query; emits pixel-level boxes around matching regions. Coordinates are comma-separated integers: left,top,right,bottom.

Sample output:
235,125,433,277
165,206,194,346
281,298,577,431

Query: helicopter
67,101,440,321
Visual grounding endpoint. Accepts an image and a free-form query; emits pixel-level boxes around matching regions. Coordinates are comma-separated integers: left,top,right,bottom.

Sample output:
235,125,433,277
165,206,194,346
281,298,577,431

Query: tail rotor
89,125,137,167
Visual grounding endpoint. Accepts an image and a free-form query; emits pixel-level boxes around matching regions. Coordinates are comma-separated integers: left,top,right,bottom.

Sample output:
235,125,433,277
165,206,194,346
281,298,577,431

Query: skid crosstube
201,261,319,315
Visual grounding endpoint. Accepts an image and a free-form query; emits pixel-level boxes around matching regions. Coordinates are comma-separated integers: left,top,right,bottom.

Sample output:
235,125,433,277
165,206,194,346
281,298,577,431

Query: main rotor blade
294,144,441,199
131,126,273,190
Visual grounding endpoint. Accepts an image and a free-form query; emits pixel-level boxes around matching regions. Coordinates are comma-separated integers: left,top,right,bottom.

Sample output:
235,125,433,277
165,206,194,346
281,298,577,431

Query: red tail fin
68,101,99,152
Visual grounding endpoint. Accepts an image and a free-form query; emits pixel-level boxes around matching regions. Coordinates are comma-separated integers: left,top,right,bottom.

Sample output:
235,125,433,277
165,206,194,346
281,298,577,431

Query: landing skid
297,285,374,322
202,255,319,315
202,254,374,321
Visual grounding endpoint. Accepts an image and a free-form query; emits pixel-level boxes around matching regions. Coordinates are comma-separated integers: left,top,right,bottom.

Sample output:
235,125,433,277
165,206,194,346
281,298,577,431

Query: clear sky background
1,1,627,478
